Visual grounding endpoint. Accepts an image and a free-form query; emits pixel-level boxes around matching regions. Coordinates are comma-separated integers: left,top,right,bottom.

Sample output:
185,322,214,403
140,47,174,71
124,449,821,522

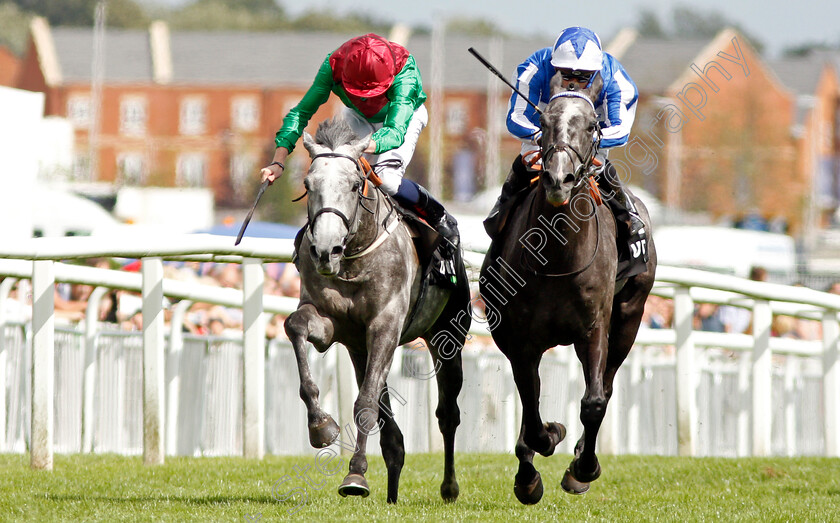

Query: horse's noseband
306,152,385,256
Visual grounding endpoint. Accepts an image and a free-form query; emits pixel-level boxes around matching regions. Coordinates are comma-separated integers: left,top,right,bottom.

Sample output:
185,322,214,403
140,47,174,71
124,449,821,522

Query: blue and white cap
550,27,603,71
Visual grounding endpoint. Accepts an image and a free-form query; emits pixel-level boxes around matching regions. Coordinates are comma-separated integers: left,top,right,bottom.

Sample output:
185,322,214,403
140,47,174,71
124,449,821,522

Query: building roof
767,56,829,96
45,25,551,90
612,36,711,94
52,27,153,83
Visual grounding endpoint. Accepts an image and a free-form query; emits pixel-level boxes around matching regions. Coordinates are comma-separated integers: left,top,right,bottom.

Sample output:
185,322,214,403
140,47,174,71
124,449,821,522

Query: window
119,96,147,136
445,101,468,136
67,95,91,129
180,97,207,135
117,152,145,185
176,153,207,187
230,153,257,201
72,154,91,182
231,96,259,132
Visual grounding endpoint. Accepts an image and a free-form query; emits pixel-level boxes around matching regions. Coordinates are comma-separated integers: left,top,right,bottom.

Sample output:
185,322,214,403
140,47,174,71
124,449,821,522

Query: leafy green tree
168,0,286,31
445,17,508,37
0,2,32,54
8,0,147,28
291,9,390,34
636,9,666,38
634,6,764,55
105,0,148,28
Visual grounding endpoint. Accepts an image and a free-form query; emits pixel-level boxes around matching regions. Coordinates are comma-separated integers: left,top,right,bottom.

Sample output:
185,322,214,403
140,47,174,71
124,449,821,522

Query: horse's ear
302,131,323,157
349,133,371,159
586,73,604,103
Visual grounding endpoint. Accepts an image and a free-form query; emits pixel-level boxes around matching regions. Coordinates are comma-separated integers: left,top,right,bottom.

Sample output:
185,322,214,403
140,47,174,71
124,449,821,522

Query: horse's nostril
563,173,575,184
330,245,344,257
310,245,318,258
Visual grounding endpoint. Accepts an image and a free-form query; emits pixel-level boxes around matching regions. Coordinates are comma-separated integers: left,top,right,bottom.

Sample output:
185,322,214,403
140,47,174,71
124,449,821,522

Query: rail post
142,257,165,465
673,286,696,456
31,260,54,470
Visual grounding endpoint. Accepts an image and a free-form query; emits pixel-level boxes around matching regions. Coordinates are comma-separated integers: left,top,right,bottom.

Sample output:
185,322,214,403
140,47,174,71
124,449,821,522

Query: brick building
15,17,545,208
14,19,840,239
611,28,840,236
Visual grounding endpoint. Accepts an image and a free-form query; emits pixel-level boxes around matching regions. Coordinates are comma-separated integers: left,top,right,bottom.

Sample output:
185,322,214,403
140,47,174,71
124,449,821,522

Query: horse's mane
314,118,360,150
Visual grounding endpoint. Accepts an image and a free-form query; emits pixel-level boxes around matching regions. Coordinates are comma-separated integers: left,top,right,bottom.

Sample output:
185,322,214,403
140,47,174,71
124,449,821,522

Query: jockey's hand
260,162,284,185
363,140,377,154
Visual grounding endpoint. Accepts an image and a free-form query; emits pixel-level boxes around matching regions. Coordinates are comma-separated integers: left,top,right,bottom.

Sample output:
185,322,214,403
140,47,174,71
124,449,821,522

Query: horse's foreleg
344,350,405,503
284,305,339,448
512,419,545,504
338,323,399,500
565,327,610,490
428,340,463,502
508,354,564,457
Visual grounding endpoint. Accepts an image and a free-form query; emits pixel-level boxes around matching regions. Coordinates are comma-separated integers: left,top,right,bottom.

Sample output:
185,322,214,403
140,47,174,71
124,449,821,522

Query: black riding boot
483,155,533,238
599,160,645,236
392,179,460,256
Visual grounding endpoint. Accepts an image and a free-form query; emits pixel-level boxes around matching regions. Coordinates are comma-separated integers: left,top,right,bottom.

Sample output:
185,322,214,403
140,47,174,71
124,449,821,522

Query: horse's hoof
308,417,340,448
338,474,370,498
440,480,459,502
561,468,590,495
545,422,566,445
571,456,601,483
513,471,544,505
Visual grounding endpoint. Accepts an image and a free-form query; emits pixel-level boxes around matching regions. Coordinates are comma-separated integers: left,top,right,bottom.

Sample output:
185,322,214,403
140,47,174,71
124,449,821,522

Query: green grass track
1,453,838,521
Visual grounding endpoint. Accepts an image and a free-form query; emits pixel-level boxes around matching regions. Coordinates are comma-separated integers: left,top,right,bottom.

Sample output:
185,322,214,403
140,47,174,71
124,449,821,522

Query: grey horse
284,118,471,504
479,73,657,502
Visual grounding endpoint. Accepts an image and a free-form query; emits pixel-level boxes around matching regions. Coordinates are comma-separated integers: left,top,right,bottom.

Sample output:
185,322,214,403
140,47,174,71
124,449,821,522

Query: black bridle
304,152,393,258
541,92,602,187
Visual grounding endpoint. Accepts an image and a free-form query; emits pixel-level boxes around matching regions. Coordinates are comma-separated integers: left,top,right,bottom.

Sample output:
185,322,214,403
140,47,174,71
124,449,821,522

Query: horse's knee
353,399,382,435
515,439,532,460
435,404,460,434
299,382,319,402
580,396,607,425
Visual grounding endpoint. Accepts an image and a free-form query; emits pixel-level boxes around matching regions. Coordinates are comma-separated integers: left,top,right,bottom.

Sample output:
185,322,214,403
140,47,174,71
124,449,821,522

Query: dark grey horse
284,118,471,504
479,74,657,502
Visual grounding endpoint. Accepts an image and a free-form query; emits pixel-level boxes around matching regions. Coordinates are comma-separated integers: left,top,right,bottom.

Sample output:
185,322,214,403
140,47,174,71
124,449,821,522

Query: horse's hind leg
284,304,339,448
427,337,463,502
377,384,405,503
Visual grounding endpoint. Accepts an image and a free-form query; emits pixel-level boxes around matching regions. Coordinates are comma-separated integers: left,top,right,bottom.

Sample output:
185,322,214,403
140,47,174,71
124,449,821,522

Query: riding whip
468,47,543,115
234,179,270,245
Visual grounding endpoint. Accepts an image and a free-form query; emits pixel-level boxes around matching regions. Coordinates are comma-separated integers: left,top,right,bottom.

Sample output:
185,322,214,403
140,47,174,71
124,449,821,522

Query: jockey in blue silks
485,26,644,239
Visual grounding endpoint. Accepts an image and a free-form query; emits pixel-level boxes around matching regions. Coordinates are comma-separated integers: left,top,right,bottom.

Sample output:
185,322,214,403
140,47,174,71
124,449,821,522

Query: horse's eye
351,180,361,193
303,177,311,191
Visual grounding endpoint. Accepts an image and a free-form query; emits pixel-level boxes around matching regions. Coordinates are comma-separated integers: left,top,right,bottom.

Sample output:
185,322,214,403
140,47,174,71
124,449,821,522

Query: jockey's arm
369,56,424,153
505,57,546,145
599,58,638,148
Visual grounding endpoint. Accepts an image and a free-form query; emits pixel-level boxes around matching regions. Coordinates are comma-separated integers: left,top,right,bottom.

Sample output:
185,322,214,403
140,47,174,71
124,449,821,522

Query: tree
8,0,147,28
0,2,32,54
636,9,666,38
167,0,287,31
291,9,390,34
445,17,508,37
634,6,765,55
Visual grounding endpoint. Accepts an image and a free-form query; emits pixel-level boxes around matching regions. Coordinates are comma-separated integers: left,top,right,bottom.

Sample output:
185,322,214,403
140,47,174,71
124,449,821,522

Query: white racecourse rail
0,234,838,470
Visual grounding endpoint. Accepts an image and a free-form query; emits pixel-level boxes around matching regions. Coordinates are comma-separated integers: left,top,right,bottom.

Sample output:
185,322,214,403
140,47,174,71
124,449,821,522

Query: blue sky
143,0,839,58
